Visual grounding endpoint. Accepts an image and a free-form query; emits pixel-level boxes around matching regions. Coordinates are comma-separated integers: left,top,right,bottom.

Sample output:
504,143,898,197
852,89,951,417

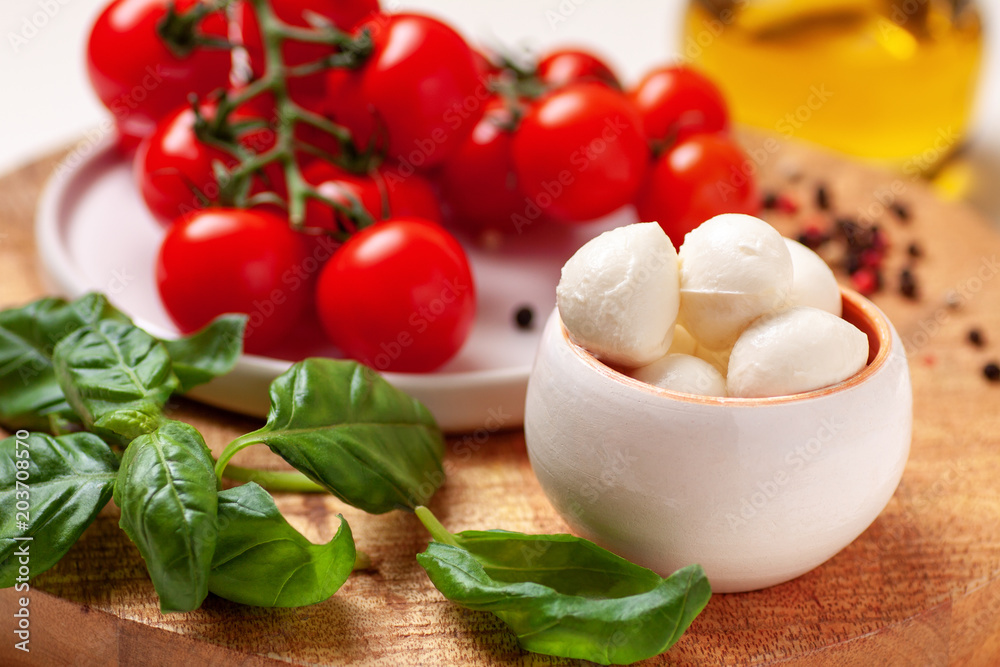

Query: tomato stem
172,0,377,231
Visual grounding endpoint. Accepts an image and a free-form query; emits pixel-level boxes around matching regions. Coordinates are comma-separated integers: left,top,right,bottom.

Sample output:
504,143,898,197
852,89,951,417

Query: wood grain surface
1,135,1000,666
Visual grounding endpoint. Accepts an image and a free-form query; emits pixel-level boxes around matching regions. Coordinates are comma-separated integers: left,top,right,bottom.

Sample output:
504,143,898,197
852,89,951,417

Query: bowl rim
559,287,894,406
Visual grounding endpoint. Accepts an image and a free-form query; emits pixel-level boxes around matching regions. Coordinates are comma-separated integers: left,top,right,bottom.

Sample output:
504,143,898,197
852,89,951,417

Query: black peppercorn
816,184,830,211
514,306,534,330
969,329,985,348
984,363,1000,382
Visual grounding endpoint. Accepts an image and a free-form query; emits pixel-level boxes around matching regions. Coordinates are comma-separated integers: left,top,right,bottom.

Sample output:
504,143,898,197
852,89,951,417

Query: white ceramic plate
35,137,631,432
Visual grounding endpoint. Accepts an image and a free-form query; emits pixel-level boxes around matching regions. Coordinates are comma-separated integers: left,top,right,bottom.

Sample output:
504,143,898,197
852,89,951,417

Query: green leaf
416,514,712,665
0,432,118,587
0,294,128,431
225,359,445,514
162,314,246,394
53,320,178,444
114,420,218,613
209,482,355,607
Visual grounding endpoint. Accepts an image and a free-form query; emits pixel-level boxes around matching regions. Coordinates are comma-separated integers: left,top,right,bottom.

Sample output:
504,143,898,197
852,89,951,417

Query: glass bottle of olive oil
682,0,983,174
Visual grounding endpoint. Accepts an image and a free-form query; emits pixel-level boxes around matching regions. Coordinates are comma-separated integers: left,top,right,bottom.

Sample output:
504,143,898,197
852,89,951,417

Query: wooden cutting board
2,134,1000,667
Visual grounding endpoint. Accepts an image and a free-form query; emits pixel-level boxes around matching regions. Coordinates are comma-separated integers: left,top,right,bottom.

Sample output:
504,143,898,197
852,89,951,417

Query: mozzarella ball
557,222,681,368
727,306,869,398
784,238,842,316
631,353,727,397
679,214,793,350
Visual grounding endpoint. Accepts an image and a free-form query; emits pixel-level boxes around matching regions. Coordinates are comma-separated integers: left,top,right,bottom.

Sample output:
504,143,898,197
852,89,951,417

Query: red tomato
237,0,380,112
511,83,648,223
629,66,729,143
634,134,759,249
326,13,486,168
156,209,312,354
135,104,282,224
86,0,232,146
315,218,476,373
439,99,534,234
302,161,441,234
536,49,621,90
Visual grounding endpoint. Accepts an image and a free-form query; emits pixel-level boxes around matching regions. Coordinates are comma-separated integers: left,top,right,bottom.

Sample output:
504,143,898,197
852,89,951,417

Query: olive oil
682,0,983,174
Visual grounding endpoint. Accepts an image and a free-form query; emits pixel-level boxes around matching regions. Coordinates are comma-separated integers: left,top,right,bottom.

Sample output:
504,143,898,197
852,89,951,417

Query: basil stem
415,507,712,665
209,482,357,607
114,421,219,614
0,432,118,587
0,293,128,432
216,359,445,514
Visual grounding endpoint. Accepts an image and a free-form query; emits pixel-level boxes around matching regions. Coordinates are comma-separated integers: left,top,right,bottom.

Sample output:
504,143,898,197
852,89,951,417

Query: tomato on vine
326,13,486,169
629,66,729,144
511,83,648,223
156,209,313,354
302,161,441,234
438,98,533,235
635,134,759,249
135,104,286,224
315,218,476,373
86,0,232,148
536,49,621,90
237,0,380,112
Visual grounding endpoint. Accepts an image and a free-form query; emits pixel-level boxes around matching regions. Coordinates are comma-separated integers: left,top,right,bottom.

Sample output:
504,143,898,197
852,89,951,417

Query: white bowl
524,289,911,593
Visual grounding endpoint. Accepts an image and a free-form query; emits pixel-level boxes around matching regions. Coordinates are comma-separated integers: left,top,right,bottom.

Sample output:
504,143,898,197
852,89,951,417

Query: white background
1,0,999,203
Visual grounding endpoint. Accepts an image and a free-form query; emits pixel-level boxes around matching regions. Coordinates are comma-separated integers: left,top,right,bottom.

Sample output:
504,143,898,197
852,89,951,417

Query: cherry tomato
237,0,379,112
315,218,476,373
326,13,486,168
629,66,729,144
634,134,759,249
86,0,232,147
536,49,621,90
511,83,648,223
156,209,311,354
135,104,282,224
439,98,534,234
302,161,441,234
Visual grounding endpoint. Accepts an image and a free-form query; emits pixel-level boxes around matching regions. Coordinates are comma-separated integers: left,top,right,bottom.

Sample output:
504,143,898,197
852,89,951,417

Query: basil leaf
114,420,218,613
53,320,178,444
416,518,711,665
209,482,355,607
162,314,246,394
0,432,118,587
0,294,128,430
233,359,445,514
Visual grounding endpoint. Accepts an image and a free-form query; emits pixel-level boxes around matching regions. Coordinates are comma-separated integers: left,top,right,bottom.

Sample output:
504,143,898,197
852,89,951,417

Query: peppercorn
899,268,918,300
515,306,534,330
891,202,911,223
968,329,985,348
816,184,830,211
762,192,779,210
908,242,923,258
984,363,1000,382
851,267,880,296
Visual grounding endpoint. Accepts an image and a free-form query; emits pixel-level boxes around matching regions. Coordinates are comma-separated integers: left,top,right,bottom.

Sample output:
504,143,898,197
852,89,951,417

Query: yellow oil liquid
682,0,983,174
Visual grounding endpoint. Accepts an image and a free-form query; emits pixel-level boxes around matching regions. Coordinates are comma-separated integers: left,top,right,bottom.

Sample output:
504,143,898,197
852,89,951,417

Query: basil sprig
215,359,445,514
209,482,357,607
415,508,711,665
0,432,118,587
